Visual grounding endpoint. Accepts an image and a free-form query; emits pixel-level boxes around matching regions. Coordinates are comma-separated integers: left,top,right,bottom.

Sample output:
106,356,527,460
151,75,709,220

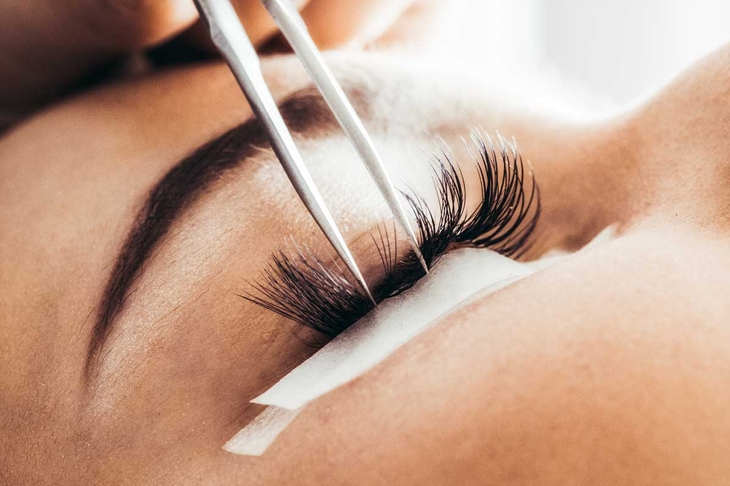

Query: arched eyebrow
85,90,341,375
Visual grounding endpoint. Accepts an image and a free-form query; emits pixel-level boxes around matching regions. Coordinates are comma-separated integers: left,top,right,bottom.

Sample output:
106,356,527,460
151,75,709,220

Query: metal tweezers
194,0,428,303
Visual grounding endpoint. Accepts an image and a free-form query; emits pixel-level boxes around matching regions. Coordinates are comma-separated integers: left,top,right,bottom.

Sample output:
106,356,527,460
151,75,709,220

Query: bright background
452,0,730,106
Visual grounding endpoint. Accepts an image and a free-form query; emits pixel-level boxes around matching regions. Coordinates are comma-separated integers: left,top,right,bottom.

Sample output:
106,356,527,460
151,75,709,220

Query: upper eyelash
240,131,541,340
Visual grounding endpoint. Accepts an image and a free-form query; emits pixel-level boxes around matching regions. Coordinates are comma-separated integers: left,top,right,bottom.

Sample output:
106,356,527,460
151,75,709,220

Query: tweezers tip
410,242,429,275
363,284,377,307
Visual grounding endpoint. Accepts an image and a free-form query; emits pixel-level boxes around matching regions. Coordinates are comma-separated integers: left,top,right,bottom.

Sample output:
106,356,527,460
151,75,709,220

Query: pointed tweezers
194,0,429,303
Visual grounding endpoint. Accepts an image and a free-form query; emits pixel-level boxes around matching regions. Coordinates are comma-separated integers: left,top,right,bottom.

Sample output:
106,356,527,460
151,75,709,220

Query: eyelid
242,131,540,340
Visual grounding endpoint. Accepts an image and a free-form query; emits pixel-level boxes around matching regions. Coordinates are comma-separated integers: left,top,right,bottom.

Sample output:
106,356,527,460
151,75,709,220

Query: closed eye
241,130,540,340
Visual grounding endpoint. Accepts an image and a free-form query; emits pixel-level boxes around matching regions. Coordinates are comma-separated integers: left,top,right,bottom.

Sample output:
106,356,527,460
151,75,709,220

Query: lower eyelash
240,130,541,340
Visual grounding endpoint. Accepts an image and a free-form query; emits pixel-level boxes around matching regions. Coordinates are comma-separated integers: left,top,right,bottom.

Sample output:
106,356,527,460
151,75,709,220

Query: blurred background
451,0,730,107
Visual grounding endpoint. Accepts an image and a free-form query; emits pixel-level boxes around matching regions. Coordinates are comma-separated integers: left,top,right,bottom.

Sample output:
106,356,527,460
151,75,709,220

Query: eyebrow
86,89,344,372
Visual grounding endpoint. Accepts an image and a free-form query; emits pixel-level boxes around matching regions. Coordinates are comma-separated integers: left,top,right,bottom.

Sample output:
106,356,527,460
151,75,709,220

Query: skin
2,10,730,486
0,0,438,118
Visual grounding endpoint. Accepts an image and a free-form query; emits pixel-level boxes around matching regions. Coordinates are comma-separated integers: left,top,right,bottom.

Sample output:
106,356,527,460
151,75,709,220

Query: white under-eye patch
224,247,534,455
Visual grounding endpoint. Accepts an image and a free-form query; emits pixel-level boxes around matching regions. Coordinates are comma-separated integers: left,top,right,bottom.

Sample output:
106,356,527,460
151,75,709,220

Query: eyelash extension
241,131,540,339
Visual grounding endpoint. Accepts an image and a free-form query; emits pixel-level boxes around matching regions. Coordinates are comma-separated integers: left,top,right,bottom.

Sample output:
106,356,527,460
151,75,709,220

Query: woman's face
3,47,730,484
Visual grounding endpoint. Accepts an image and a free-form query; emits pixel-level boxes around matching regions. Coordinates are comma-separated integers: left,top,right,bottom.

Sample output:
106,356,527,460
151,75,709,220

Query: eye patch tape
225,248,534,455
